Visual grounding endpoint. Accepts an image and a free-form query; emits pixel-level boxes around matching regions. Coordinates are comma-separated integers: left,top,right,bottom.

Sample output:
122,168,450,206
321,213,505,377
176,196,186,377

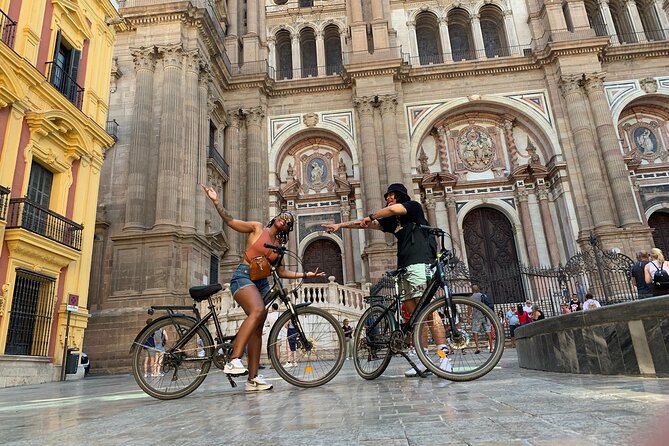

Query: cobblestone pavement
0,350,667,445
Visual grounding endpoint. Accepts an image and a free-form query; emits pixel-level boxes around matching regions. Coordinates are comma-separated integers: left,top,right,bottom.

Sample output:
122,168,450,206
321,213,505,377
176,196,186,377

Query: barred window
5,269,57,356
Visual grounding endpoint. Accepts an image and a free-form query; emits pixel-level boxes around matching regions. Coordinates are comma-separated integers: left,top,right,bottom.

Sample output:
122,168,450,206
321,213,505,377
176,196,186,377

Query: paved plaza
0,350,667,445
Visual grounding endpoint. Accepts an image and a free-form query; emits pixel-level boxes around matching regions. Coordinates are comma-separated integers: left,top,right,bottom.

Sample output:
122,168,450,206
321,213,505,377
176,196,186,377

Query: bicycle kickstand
399,352,430,378
226,374,237,388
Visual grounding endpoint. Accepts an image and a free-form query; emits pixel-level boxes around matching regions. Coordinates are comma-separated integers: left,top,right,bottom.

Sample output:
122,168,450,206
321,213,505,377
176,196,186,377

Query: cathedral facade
85,0,669,371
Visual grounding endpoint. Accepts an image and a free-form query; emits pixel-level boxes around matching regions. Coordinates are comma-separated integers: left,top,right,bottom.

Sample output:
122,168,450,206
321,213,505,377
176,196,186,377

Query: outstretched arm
200,184,259,234
276,266,326,280
323,219,381,233
359,203,407,228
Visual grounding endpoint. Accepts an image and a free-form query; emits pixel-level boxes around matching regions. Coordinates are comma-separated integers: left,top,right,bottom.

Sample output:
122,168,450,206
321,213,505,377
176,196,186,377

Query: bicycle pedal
228,371,249,377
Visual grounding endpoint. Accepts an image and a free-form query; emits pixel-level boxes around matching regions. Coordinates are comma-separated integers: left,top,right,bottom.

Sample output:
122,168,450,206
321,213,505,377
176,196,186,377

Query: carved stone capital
379,95,398,115
425,198,436,209
445,196,457,208
353,97,374,116
340,206,350,218
130,46,156,72
583,72,606,94
246,107,265,126
537,188,550,201
184,49,200,73
558,75,583,97
516,189,530,202
226,110,242,128
158,44,183,68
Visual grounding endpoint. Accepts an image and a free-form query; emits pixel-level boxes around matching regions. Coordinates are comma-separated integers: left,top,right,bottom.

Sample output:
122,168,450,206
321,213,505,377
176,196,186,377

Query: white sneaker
223,358,247,375
439,356,453,372
246,375,273,391
282,361,293,368
404,362,430,377
407,347,416,357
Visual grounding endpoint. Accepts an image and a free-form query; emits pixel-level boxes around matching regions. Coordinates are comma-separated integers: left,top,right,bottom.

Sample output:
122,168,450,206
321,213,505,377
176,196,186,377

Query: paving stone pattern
0,350,667,445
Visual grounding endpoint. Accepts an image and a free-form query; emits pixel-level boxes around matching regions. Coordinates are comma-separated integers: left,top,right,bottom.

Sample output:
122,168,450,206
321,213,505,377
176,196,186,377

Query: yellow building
0,0,119,387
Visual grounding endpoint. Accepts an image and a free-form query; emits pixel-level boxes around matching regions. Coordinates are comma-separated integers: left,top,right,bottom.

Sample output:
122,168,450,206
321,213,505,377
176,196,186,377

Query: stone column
407,21,419,61
471,15,485,59
125,47,156,230
349,0,367,52
559,75,616,228
267,37,276,79
341,204,357,284
316,30,325,76
503,10,520,53
291,34,301,79
350,0,363,22
245,106,265,222
222,110,243,270
598,0,620,44
516,189,540,266
625,0,647,42
155,44,183,228
445,196,461,255
379,95,402,184
228,0,238,36
654,0,669,32
438,17,452,61
196,66,209,234
181,50,199,231
246,0,258,35
425,197,437,227
583,73,642,227
537,188,561,266
370,0,389,49
354,96,384,246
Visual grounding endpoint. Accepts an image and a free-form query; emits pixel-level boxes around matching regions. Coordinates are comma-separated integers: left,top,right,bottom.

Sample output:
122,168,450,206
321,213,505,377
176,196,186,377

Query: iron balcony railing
612,28,669,44
0,8,16,48
409,44,533,66
207,146,229,177
228,59,273,77
106,119,119,141
45,61,84,109
0,185,10,221
343,46,410,65
272,63,344,80
6,198,83,250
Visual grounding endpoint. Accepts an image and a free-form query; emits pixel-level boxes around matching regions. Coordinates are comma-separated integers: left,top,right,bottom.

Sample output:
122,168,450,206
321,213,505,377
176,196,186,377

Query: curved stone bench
516,296,669,377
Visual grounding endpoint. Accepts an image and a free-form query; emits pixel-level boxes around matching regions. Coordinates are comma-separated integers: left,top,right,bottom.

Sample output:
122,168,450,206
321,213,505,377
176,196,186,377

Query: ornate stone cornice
130,46,156,72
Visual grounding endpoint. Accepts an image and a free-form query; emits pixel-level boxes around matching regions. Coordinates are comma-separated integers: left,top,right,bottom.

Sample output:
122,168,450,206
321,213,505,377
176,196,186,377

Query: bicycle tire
352,305,393,380
267,306,345,388
413,296,504,382
132,316,214,400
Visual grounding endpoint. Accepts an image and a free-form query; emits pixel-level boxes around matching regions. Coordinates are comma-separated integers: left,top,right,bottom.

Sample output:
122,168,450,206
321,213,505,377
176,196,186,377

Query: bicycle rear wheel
132,316,214,400
413,297,504,381
267,306,345,388
352,305,393,380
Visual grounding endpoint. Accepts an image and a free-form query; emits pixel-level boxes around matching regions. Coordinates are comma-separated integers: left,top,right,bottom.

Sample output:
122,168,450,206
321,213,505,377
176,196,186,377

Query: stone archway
302,239,344,284
649,211,669,254
463,207,523,302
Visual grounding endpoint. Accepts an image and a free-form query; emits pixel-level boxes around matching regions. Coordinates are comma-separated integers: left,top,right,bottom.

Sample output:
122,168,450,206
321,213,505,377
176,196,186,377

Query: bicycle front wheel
414,297,504,381
267,306,345,388
132,316,214,400
352,305,393,380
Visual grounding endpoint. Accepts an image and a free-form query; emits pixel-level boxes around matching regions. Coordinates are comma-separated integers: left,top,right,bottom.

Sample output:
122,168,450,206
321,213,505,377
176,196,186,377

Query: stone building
0,0,120,386
85,0,669,372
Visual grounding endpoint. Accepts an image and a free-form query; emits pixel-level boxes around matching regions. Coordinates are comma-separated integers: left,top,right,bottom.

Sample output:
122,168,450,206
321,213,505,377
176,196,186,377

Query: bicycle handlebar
418,225,446,236
264,243,287,254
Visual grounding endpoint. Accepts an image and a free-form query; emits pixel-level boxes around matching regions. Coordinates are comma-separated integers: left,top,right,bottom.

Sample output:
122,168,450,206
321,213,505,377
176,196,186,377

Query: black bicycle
353,226,504,381
130,243,345,400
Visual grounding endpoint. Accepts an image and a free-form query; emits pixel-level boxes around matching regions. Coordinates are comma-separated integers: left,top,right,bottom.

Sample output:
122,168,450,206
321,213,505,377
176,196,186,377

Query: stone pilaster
516,189,540,266
379,95,402,184
598,0,619,44
245,106,265,223
354,96,384,247
316,30,325,76
125,47,156,230
559,75,616,229
471,15,485,58
196,65,210,234
438,17,452,61
154,44,183,228
583,73,642,228
228,0,238,36
180,50,199,231
220,110,243,278
445,196,462,256
537,188,561,266
341,204,357,285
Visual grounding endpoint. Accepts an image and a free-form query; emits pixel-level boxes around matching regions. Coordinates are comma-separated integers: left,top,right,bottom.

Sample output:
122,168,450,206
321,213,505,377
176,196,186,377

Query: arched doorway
649,211,669,254
463,207,523,302
302,239,344,284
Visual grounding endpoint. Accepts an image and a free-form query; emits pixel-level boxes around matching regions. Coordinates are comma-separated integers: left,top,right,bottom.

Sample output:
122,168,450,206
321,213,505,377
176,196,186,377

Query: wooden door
463,207,524,303
649,212,669,255
302,239,344,284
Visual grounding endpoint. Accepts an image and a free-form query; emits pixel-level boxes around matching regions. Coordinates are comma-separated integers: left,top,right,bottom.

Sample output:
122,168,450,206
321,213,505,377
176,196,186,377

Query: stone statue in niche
457,126,495,171
338,157,347,177
308,158,327,185
634,126,658,154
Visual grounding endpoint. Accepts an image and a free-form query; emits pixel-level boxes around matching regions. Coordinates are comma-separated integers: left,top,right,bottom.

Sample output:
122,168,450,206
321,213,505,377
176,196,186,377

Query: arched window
416,12,443,65
583,0,608,36
479,5,509,57
276,29,293,80
637,0,665,40
448,8,474,61
609,0,638,43
324,24,342,75
300,27,317,77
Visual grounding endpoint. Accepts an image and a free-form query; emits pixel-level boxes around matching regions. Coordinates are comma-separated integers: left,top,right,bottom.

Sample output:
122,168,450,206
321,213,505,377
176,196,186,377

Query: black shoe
259,365,266,370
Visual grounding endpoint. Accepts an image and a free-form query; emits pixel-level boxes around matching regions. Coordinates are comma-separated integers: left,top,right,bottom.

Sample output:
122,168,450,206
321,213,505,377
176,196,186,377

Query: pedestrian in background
342,319,354,360
631,251,652,299
568,293,582,312
582,293,601,310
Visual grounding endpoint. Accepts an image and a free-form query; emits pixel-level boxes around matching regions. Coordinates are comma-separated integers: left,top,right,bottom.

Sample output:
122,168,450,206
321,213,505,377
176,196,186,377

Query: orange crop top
243,228,279,263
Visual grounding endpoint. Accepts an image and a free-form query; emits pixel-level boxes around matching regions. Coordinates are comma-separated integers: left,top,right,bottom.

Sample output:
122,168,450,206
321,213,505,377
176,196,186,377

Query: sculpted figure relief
457,126,495,171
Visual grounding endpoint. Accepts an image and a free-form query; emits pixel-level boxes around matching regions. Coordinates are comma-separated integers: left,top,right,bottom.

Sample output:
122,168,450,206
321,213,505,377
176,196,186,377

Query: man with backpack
469,285,493,354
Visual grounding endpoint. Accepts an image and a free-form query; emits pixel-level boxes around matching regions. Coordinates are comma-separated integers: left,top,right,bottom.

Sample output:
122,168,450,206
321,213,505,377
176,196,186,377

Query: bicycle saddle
188,283,222,301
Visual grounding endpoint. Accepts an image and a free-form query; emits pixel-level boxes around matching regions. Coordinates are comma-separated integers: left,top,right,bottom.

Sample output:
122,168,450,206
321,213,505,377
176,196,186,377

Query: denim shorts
229,264,270,298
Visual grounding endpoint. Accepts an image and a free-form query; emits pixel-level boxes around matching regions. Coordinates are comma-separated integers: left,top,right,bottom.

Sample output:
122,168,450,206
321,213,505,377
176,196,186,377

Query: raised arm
322,219,381,233
201,184,259,234
359,203,407,228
